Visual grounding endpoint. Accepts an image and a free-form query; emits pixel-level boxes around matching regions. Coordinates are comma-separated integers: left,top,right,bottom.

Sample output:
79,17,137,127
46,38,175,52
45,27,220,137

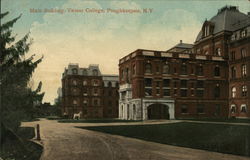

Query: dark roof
195,6,250,42
174,42,193,49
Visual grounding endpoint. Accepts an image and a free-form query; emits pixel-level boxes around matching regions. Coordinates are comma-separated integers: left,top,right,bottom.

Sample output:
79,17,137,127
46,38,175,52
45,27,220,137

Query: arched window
214,84,220,98
92,69,98,76
163,64,170,74
145,63,152,73
215,48,221,56
73,100,77,105
214,66,220,77
232,87,236,98
83,80,87,86
242,85,247,97
72,80,77,86
231,104,236,113
241,104,247,113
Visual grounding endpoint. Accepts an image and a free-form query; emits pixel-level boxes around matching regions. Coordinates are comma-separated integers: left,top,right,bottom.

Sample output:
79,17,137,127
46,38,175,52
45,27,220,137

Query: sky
2,0,250,104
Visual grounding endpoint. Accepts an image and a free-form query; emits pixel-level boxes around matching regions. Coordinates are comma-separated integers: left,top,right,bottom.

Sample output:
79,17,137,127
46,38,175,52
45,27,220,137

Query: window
93,69,98,76
93,80,98,86
73,100,77,105
163,89,170,96
242,85,247,97
196,89,204,97
72,68,78,75
163,64,170,74
174,89,178,95
241,30,246,38
214,84,220,98
181,105,188,114
231,34,236,41
231,105,236,113
83,80,87,86
181,64,187,75
204,51,209,55
214,66,220,77
241,48,246,58
181,80,187,88
232,87,236,98
180,89,187,97
163,79,170,87
215,48,221,56
145,88,152,96
241,104,247,113
156,89,160,95
121,69,124,80
83,88,87,95
204,26,210,37
82,69,87,75
231,51,235,61
197,104,204,113
72,80,77,86
83,99,88,105
196,65,203,76
197,80,204,88
145,78,152,87
93,99,99,106
231,67,236,78
93,89,98,95
242,64,247,77
145,63,152,73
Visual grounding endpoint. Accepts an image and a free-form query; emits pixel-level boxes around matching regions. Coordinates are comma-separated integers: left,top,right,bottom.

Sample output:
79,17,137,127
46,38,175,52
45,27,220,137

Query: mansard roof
195,6,250,42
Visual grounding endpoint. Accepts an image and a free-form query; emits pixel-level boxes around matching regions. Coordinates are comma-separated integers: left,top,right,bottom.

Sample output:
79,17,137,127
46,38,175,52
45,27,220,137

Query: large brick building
119,6,250,120
61,64,119,118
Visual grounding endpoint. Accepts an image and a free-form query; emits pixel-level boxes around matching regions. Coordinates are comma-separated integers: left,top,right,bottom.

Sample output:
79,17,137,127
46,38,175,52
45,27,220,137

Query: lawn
58,119,141,123
79,122,250,157
181,118,250,124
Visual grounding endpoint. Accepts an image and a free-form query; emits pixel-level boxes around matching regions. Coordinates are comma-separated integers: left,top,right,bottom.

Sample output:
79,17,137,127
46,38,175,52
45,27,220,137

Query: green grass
180,118,250,123
58,119,141,123
0,127,43,160
79,122,250,157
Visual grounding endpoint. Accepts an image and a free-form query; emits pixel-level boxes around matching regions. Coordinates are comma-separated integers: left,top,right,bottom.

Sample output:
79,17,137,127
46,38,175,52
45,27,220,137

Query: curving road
22,119,250,160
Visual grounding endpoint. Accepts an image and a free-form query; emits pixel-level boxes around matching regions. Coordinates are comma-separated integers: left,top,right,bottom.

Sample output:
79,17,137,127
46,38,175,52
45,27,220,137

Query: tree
0,12,44,143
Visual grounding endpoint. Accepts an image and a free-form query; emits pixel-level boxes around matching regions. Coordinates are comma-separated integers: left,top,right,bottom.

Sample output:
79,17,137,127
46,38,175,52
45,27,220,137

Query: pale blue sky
2,0,249,103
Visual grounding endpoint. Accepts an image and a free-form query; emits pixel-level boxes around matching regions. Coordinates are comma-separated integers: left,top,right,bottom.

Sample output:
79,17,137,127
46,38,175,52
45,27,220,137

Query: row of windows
72,99,118,106
180,104,221,114
230,48,247,60
231,104,248,113
71,68,98,76
145,86,220,98
145,79,205,88
231,85,248,98
231,30,247,41
231,64,247,78
70,80,118,87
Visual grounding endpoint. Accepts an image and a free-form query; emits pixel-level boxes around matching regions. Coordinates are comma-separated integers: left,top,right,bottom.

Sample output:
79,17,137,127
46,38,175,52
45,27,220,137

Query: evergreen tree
0,12,44,142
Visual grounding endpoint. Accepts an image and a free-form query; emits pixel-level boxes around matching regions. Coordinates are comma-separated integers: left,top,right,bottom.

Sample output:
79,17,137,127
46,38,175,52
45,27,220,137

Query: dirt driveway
22,119,250,160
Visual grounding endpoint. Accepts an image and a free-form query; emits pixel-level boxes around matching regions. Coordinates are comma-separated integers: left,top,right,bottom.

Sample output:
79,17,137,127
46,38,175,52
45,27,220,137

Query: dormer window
72,68,78,75
93,69,98,76
204,26,210,37
241,30,246,38
215,48,221,56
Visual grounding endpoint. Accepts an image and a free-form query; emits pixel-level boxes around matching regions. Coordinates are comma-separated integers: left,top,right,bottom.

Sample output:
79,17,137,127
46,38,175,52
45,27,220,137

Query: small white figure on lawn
73,111,82,120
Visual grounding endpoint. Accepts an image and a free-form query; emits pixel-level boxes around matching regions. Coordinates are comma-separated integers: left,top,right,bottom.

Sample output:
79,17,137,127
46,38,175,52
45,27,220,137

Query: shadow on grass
0,127,43,160
180,118,250,123
58,119,142,123
78,122,250,157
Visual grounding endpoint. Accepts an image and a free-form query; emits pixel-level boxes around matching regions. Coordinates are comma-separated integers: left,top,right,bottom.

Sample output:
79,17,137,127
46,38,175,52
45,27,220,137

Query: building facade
119,6,250,120
62,64,119,118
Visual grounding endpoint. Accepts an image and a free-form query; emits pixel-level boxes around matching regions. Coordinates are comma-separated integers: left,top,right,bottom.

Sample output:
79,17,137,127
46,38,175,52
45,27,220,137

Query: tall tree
0,12,44,142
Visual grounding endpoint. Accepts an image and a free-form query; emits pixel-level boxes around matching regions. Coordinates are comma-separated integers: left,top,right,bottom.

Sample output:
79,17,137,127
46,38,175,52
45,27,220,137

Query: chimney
180,40,183,44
